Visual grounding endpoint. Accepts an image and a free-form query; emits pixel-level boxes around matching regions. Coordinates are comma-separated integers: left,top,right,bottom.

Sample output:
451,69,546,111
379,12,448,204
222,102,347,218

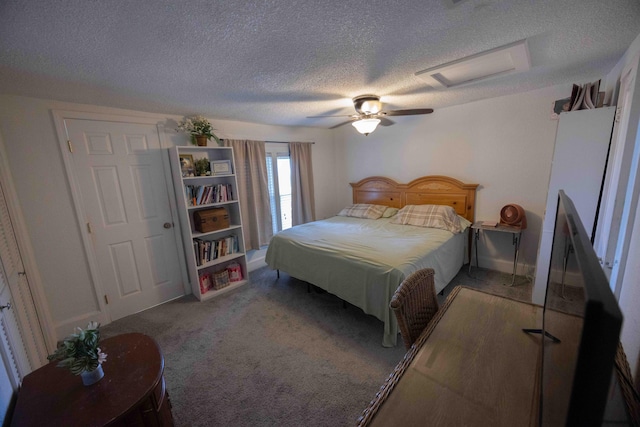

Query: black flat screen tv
538,190,624,426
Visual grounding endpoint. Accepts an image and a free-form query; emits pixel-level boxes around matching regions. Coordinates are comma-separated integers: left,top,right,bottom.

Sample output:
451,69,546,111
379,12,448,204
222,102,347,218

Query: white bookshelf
169,146,248,301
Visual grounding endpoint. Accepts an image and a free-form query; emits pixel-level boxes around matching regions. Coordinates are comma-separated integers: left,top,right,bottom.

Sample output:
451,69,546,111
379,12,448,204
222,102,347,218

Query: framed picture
179,154,195,177
211,160,232,176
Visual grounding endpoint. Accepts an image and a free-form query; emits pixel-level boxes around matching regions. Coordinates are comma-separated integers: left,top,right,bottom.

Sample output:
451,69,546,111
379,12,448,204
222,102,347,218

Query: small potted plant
176,115,221,146
47,321,108,385
194,158,211,176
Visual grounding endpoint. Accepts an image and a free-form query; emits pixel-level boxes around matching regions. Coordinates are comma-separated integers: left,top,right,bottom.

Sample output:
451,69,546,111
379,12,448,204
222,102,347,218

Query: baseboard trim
472,255,532,277
247,249,267,272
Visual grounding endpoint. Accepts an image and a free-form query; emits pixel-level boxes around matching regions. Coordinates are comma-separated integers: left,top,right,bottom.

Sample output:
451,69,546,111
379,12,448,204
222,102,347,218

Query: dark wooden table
11,332,174,427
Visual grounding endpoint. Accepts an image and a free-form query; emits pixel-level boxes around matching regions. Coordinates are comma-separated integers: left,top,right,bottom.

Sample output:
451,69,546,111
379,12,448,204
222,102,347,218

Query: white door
64,119,184,321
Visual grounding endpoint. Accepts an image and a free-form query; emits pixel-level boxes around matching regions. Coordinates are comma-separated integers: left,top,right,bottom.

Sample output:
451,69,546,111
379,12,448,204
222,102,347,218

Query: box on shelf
212,269,230,290
199,273,211,294
194,207,229,233
227,263,243,282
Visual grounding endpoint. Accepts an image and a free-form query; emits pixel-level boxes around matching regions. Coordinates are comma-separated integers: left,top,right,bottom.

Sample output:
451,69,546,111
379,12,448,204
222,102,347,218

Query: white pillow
337,204,387,219
391,204,464,233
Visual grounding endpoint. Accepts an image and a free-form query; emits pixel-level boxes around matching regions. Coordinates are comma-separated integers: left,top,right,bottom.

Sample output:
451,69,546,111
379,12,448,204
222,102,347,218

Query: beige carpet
101,266,532,426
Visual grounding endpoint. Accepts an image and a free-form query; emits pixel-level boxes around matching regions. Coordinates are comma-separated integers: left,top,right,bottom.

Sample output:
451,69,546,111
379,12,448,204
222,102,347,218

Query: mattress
265,215,467,347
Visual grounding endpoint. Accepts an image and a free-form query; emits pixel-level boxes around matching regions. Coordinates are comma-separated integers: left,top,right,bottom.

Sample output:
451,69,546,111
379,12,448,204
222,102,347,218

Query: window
265,144,292,233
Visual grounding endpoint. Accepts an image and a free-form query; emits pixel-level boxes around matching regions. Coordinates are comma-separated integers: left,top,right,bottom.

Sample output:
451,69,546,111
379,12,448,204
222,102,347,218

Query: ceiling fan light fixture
353,95,382,114
352,118,380,136
360,99,382,114
308,94,432,130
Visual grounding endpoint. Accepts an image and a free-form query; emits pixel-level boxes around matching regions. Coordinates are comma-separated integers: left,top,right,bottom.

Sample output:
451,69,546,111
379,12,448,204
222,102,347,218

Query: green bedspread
265,216,466,347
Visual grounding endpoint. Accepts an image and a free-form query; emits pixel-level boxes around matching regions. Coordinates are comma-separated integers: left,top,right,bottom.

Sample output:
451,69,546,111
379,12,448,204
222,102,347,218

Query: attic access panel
415,39,530,89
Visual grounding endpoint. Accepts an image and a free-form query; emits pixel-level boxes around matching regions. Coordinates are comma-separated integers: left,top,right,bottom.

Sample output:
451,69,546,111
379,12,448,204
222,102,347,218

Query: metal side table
468,222,523,286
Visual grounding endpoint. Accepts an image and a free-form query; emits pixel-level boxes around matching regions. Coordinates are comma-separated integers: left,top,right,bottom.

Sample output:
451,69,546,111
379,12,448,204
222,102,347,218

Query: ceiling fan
307,95,434,136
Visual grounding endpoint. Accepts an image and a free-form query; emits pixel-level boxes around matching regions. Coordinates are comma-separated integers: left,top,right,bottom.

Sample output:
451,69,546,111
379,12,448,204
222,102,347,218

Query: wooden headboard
350,175,479,223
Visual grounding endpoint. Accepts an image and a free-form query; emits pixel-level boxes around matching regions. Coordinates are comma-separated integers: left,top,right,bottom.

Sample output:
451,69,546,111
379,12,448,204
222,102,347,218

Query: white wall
0,95,336,340
333,85,569,275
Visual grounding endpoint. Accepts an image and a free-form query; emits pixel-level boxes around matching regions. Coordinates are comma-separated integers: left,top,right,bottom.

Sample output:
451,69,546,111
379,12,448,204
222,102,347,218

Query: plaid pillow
382,207,399,218
391,204,463,233
337,204,387,219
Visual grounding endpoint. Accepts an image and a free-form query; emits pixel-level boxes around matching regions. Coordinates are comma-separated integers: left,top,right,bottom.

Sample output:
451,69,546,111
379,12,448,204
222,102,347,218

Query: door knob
0,302,11,311
164,222,173,229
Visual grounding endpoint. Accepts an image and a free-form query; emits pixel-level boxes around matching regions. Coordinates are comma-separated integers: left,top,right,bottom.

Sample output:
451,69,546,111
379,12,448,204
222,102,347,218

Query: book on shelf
193,235,240,265
569,79,603,112
583,83,594,109
591,79,600,108
569,84,580,108
193,241,199,265
570,84,585,111
185,184,234,206
481,221,498,227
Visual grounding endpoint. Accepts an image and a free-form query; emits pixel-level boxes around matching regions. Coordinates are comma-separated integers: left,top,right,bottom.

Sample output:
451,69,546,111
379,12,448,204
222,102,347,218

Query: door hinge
615,107,622,123
87,222,93,234
104,295,109,304
67,140,74,153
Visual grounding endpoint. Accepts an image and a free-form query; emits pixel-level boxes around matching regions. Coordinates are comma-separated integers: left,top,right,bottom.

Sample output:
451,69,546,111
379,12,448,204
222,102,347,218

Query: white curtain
222,139,273,250
289,142,315,225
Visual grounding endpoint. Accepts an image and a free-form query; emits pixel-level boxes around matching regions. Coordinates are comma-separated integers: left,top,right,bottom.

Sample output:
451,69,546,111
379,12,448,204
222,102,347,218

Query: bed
265,175,478,347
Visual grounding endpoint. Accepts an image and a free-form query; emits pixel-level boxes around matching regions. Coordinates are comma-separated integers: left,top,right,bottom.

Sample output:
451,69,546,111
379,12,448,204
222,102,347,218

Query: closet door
532,107,615,305
0,179,37,377
0,276,21,424
0,337,15,425
0,179,35,423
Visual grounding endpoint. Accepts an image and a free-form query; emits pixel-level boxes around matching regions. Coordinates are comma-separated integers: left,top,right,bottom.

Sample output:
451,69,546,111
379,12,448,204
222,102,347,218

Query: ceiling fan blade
384,108,434,116
329,120,355,129
307,114,354,118
378,117,395,126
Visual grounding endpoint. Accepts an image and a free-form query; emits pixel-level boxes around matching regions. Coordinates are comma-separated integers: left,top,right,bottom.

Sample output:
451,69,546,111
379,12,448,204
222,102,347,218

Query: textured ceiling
1,0,639,128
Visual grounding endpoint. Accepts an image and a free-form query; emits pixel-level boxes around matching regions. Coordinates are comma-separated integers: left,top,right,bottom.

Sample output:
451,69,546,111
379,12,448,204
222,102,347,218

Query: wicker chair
390,268,439,350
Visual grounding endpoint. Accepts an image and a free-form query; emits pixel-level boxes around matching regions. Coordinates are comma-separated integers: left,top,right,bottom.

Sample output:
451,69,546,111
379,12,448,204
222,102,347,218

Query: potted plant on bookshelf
176,115,221,146
47,321,108,386
194,158,211,176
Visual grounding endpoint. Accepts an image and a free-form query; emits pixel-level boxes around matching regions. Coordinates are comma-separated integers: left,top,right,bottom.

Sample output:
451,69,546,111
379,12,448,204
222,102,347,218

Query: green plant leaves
47,322,104,375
